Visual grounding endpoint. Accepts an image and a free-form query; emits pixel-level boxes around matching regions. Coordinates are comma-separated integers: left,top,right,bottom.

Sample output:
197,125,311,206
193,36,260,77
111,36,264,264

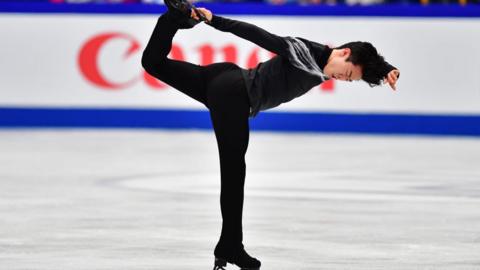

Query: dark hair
336,41,388,87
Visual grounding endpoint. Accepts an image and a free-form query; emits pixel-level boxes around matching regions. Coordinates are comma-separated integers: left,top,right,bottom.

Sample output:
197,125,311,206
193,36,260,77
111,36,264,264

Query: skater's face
324,48,363,82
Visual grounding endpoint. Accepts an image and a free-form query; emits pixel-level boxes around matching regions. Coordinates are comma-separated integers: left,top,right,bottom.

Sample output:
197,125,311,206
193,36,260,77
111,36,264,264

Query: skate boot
213,246,261,270
164,0,207,29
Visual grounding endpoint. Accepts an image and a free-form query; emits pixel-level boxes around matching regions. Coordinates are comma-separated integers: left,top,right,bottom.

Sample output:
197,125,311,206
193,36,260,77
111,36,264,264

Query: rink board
1,107,479,137
0,4,479,135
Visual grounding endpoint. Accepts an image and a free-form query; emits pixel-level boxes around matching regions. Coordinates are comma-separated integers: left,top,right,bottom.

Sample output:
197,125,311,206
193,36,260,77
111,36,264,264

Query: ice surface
0,130,479,270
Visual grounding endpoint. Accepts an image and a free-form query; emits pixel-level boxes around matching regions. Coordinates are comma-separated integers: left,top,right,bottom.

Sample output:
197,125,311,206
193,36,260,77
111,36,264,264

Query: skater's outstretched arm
195,8,290,58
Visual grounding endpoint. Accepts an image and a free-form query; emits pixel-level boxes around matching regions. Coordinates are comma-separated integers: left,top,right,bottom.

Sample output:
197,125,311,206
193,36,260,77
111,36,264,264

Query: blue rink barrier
1,107,479,137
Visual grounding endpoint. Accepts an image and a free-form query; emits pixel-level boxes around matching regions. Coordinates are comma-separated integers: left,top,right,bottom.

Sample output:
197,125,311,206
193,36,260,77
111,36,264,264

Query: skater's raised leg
141,9,208,105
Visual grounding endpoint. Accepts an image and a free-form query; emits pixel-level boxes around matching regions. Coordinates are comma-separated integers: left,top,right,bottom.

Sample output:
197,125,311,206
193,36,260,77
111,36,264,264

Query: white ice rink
0,130,479,270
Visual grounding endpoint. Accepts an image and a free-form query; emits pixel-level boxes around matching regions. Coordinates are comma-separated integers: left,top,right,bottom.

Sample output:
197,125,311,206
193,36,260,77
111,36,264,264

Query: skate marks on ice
109,169,480,203
0,130,479,270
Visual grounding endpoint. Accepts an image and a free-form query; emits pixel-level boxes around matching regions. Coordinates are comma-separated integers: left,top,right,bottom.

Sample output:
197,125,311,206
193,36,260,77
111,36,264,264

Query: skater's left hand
192,7,213,22
384,69,400,91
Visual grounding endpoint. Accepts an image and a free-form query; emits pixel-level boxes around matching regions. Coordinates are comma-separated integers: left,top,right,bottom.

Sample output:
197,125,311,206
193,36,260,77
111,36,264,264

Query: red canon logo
78,32,334,92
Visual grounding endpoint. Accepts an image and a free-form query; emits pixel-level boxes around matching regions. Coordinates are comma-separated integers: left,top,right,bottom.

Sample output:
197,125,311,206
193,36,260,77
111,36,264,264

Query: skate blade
213,257,227,270
214,257,260,270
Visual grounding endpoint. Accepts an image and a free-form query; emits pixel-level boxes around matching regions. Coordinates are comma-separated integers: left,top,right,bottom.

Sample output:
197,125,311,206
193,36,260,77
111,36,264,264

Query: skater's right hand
383,69,400,91
191,7,213,22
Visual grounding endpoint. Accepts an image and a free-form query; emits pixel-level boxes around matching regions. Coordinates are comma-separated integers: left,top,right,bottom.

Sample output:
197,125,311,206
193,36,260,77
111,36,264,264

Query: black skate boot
213,245,261,270
164,0,207,29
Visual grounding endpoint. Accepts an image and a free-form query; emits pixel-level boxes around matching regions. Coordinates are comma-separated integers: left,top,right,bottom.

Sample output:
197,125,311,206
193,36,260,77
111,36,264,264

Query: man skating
141,2,399,269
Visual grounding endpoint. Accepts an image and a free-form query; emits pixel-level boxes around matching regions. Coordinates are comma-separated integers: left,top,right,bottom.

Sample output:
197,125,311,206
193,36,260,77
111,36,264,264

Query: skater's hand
383,69,400,91
191,7,213,22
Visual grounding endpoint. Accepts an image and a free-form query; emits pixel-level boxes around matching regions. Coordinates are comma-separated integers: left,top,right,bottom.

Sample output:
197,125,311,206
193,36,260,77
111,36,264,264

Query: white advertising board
1,13,479,114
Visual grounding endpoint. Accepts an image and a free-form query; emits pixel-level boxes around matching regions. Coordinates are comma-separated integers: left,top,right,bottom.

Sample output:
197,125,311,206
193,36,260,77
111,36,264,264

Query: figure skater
141,2,400,269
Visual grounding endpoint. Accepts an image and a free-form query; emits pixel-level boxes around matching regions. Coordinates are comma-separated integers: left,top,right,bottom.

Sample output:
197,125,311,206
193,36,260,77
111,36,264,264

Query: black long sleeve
207,15,290,58
205,15,334,117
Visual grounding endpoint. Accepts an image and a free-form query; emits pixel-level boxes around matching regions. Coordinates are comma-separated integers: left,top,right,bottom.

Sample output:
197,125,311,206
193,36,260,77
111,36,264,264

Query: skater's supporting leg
206,68,260,269
208,68,249,250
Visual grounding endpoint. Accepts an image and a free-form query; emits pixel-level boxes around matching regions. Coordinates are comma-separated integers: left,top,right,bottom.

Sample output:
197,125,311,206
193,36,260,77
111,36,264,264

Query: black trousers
142,14,250,255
